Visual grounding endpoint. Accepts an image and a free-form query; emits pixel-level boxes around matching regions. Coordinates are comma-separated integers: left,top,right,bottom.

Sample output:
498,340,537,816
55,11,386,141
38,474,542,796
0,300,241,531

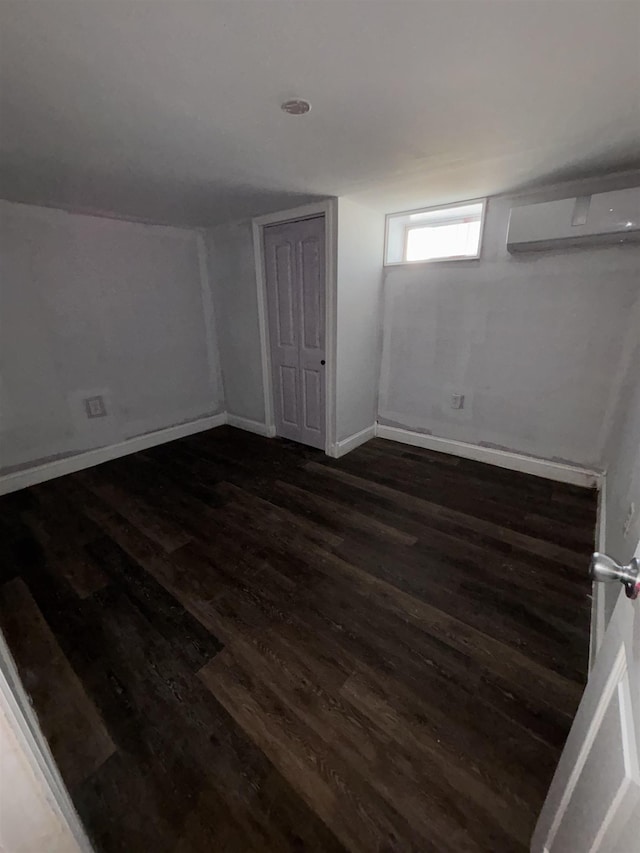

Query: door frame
0,629,95,852
252,199,338,455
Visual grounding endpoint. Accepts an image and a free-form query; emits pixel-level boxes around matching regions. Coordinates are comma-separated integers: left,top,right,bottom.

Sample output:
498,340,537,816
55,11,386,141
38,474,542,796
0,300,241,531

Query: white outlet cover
67,387,121,444
85,395,107,418
441,385,473,422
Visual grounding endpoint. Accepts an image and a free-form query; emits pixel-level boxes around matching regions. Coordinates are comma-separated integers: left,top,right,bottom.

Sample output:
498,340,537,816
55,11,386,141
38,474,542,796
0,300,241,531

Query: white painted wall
378,181,640,469
206,198,385,442
204,222,265,424
602,293,640,621
336,198,384,441
0,201,223,473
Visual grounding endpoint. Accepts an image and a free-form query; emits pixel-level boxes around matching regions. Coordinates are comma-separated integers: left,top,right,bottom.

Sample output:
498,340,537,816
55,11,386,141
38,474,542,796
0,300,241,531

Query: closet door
263,216,325,449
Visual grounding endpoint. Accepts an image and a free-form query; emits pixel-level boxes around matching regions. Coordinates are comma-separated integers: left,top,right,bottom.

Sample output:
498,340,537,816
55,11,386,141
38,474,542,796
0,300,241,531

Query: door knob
320,360,325,365
590,552,640,600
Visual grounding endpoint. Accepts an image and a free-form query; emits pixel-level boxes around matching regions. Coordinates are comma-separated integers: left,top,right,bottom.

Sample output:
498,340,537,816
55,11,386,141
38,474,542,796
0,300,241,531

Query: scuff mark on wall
377,416,433,436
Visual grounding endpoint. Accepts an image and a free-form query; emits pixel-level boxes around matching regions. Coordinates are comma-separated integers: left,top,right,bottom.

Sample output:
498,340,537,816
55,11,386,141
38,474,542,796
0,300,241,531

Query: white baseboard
225,414,274,437
375,424,602,489
331,425,376,459
0,413,227,497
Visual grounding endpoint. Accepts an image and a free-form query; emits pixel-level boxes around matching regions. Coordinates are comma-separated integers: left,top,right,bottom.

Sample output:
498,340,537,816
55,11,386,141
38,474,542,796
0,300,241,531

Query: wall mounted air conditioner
507,187,640,253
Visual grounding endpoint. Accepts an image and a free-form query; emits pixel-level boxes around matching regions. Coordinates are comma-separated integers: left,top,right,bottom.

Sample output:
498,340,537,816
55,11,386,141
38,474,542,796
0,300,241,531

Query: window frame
384,198,487,267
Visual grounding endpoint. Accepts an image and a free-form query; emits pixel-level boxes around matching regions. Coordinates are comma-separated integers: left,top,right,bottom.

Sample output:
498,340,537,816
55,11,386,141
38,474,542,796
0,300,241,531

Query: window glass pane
405,219,481,261
385,200,485,264
408,203,481,224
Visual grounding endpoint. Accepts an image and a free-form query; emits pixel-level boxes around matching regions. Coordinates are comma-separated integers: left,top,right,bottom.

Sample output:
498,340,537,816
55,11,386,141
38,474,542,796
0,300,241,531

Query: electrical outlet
623,502,636,537
450,394,465,410
84,395,107,419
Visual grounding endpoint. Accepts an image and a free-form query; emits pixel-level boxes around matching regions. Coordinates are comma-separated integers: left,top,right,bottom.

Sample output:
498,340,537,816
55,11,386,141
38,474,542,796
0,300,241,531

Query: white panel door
264,216,325,449
532,540,640,853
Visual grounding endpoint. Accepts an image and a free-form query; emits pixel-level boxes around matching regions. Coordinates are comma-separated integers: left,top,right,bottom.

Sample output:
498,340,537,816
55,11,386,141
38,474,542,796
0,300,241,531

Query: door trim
252,200,338,454
591,474,608,670
0,630,95,852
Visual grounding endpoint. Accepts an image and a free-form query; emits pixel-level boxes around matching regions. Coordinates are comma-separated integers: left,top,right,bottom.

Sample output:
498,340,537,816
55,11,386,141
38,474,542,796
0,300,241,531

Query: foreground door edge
531,539,640,852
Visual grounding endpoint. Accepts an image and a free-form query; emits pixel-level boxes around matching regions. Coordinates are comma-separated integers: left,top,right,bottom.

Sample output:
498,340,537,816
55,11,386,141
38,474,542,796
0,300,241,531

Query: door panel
302,368,322,433
532,541,640,853
274,243,295,347
279,365,298,426
301,236,322,349
297,223,325,448
549,665,638,852
264,216,326,449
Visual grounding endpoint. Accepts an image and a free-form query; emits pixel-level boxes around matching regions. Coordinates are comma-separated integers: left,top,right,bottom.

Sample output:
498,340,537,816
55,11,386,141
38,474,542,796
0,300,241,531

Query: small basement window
385,199,486,265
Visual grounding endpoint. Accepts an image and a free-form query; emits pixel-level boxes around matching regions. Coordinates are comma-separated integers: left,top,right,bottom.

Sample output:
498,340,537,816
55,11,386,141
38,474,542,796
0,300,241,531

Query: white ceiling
1,1,639,226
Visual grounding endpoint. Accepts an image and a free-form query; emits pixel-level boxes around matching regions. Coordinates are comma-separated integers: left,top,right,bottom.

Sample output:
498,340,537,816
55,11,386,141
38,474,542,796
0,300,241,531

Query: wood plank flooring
0,427,597,852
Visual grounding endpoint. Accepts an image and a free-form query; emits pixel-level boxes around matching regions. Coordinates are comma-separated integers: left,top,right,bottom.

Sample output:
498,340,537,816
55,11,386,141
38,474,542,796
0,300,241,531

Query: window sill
384,255,482,269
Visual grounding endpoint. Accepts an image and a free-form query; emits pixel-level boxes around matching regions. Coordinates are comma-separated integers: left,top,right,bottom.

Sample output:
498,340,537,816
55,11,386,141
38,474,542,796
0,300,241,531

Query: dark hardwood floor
0,427,596,852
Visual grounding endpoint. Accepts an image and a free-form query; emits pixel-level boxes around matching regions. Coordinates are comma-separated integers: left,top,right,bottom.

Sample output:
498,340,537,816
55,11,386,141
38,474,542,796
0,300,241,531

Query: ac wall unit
507,187,640,253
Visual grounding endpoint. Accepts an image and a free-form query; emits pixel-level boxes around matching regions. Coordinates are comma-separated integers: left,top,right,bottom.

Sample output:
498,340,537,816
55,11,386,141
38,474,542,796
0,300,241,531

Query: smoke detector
281,99,311,115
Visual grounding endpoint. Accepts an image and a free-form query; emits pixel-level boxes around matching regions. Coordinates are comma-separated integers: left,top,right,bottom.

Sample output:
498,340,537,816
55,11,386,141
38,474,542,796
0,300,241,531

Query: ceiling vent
281,99,311,115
